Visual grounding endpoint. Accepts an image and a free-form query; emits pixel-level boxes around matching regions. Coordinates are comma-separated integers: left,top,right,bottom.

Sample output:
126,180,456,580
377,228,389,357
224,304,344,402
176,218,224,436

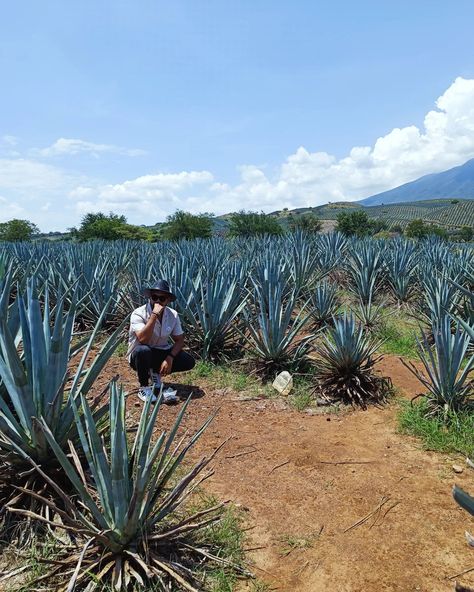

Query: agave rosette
314,313,391,407
402,316,474,412
0,279,125,538
9,385,243,591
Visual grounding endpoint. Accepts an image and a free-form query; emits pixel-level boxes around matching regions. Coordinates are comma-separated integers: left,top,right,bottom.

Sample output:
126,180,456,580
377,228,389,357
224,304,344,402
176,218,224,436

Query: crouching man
127,279,195,404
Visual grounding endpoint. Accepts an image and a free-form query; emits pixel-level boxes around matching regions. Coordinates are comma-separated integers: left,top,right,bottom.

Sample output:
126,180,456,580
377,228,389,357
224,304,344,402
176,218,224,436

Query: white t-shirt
127,303,184,360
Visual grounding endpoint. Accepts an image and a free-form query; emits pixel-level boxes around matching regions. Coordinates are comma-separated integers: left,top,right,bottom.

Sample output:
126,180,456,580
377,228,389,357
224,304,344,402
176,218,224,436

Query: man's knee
186,353,196,371
131,344,152,365
177,351,195,372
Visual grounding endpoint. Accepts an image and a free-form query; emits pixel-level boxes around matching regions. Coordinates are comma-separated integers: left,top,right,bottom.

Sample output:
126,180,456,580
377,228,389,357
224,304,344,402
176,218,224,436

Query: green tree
335,210,385,237
227,210,283,237
405,219,448,240
0,219,39,241
287,212,322,233
70,212,153,241
457,226,473,242
159,210,214,241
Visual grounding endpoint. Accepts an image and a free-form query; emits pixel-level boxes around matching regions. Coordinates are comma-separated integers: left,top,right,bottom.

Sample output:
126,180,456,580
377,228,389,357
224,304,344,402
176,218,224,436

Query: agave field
0,232,473,590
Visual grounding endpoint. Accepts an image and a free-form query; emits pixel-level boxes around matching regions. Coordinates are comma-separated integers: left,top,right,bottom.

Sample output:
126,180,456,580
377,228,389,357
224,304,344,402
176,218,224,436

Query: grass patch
288,376,314,411
376,313,419,358
190,493,249,592
398,398,474,457
186,361,344,415
184,361,274,398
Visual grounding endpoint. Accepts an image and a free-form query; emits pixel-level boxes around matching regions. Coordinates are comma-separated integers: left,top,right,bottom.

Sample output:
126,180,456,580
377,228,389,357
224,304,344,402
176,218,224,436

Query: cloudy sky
1,1,474,232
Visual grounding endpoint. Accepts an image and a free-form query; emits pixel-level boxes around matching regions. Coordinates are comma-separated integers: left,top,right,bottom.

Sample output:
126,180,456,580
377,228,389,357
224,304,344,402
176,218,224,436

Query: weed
250,581,272,592
190,360,215,378
376,315,419,358
290,390,314,411
112,340,128,357
278,532,316,556
398,398,474,457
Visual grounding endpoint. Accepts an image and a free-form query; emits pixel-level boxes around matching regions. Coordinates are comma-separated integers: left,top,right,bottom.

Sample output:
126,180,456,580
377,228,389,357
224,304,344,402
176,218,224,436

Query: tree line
0,209,472,242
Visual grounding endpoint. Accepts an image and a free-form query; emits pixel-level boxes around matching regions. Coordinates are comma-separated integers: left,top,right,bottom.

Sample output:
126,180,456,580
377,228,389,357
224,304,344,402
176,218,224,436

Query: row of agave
0,280,246,590
0,234,472,326
1,234,473,412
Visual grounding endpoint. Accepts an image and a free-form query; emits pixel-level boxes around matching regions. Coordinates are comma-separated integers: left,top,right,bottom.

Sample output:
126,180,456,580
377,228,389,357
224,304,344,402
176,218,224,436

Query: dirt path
108,355,474,592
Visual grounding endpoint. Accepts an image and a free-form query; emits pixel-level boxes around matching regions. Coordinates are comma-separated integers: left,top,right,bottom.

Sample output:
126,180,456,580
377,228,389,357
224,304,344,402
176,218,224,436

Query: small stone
453,464,464,474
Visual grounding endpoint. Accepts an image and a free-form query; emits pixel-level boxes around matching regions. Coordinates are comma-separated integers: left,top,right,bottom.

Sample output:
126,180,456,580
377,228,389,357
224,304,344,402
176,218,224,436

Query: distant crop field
271,199,474,228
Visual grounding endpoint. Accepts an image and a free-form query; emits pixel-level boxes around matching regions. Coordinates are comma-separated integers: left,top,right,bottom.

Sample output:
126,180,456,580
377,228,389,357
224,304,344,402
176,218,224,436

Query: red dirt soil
101,354,473,592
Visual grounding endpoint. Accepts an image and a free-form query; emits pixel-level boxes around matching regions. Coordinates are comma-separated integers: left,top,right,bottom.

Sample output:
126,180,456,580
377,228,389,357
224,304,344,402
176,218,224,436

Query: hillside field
270,198,474,229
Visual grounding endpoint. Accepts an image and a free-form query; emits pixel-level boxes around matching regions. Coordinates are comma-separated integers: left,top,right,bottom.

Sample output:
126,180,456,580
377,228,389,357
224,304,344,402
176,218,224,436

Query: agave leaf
453,486,474,518
0,320,34,434
37,417,107,529
110,391,129,531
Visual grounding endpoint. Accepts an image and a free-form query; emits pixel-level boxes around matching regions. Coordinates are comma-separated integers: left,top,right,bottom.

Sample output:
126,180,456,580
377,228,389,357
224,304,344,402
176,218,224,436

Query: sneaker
162,387,179,405
137,386,157,403
151,371,162,390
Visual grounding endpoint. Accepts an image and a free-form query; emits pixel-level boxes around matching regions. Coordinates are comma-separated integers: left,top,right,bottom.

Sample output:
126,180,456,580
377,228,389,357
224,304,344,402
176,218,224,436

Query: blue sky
1,1,474,231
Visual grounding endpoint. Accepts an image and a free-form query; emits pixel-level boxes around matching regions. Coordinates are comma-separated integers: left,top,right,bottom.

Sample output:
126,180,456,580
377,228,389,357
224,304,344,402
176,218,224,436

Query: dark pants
130,345,195,386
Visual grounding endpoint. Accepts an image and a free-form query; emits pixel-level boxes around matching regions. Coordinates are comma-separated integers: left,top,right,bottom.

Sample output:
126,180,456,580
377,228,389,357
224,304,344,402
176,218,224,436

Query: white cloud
38,138,147,158
0,158,68,190
0,196,24,221
0,158,84,230
68,76,474,222
2,77,474,231
2,135,19,146
71,171,215,216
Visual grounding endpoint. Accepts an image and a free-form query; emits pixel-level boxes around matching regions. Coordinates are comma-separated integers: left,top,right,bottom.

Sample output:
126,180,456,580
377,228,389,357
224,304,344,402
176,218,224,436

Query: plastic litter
272,371,293,396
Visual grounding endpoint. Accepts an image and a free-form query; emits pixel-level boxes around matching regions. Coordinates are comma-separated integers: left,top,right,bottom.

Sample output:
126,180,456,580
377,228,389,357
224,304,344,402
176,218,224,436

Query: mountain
360,158,474,206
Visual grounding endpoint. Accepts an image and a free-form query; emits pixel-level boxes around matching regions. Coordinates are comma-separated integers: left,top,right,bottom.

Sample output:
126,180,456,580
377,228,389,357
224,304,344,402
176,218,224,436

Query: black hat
142,279,177,302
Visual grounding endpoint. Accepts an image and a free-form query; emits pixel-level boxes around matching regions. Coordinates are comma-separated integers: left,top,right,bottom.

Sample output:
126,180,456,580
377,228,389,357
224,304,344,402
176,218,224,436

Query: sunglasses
150,293,169,303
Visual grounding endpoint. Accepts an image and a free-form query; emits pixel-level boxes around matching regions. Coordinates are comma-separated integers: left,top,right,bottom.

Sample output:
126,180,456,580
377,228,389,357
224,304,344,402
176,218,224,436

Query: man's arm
135,303,164,344
169,333,184,357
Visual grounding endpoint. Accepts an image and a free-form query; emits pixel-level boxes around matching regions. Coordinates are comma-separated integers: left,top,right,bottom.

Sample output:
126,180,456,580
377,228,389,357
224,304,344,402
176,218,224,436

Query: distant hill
360,158,474,206
266,198,474,229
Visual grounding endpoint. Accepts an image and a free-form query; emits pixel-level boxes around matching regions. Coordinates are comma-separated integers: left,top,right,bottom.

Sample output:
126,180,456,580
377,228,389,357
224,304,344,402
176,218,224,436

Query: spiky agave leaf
416,274,461,328
178,272,248,360
402,316,474,413
346,240,385,305
453,485,474,518
0,279,126,540
314,313,392,408
385,238,418,303
9,384,247,591
354,294,389,331
309,280,339,328
244,281,316,373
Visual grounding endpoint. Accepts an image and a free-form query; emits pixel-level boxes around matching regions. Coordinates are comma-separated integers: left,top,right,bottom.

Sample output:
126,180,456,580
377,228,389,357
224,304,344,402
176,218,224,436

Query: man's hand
152,303,165,317
160,356,173,377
